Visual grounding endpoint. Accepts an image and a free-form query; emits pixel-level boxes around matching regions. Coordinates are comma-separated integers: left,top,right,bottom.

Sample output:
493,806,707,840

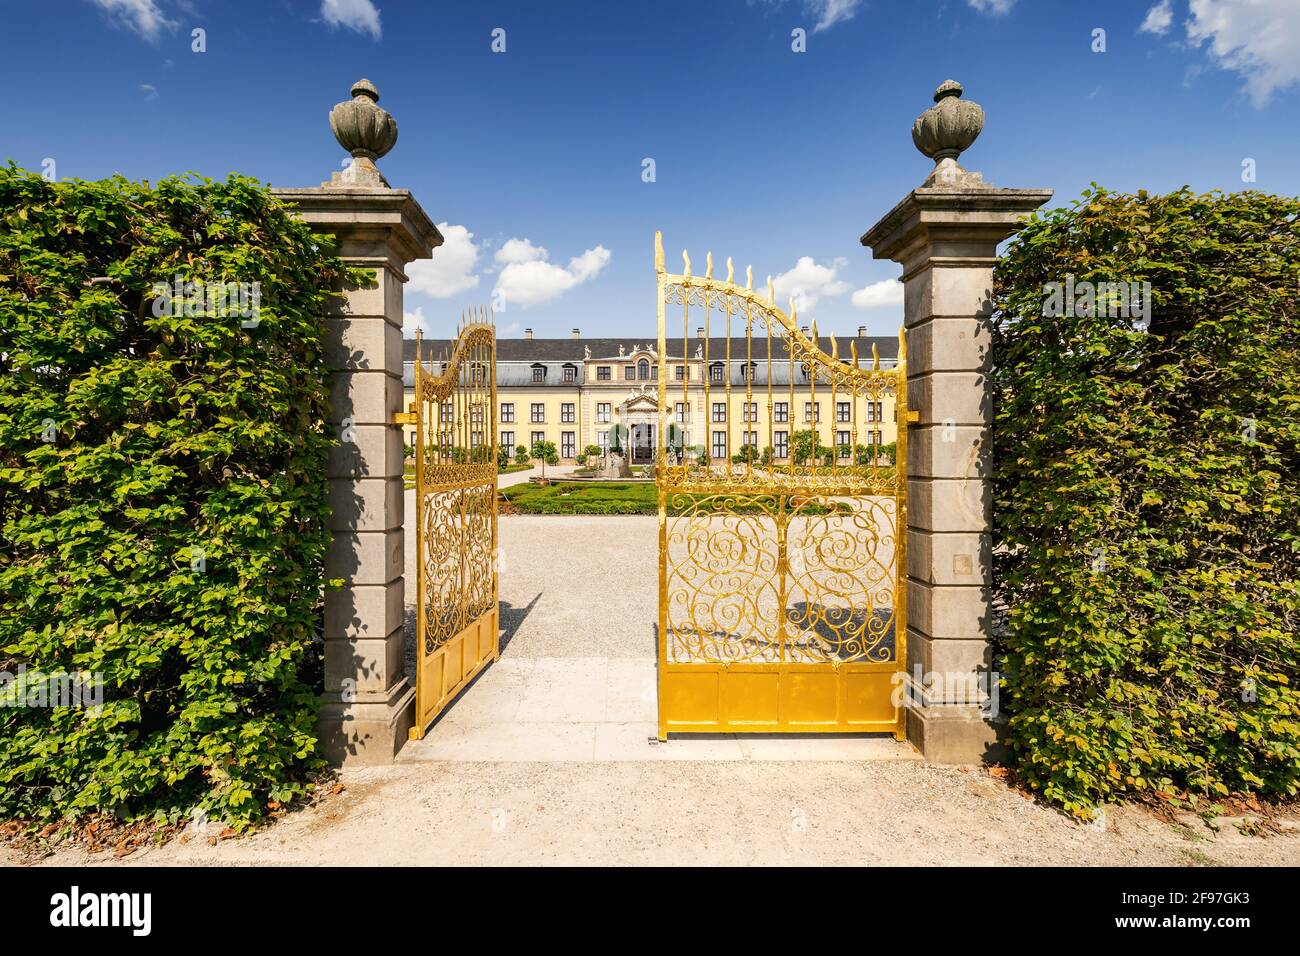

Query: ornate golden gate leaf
404,311,499,739
654,232,910,737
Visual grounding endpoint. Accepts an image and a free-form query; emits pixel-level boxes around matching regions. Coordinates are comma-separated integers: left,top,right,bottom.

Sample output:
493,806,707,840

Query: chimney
571,328,580,339
524,328,533,341
696,327,704,339
857,325,867,337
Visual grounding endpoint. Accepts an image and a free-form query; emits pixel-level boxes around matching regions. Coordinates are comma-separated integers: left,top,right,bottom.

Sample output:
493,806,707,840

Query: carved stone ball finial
330,78,398,162
911,80,986,186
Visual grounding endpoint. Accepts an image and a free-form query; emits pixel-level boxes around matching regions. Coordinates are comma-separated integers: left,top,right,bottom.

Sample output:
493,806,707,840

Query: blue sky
3,0,1298,340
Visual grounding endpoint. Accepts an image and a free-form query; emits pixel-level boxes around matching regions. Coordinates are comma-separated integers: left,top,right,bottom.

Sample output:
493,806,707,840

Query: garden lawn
502,481,657,515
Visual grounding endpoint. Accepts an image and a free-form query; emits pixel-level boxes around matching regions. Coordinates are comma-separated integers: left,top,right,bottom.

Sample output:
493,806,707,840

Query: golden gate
399,311,499,739
654,232,912,738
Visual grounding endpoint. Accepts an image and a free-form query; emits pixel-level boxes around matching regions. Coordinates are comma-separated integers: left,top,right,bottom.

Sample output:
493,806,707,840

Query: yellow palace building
402,326,899,464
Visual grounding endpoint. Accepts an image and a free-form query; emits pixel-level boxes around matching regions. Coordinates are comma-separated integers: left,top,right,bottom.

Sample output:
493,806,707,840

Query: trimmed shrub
0,166,360,828
991,186,1300,817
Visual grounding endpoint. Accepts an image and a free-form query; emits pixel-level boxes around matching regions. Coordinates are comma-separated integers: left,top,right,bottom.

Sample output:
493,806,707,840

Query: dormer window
741,361,757,382
637,359,650,380
709,362,724,383
562,363,577,383
531,363,546,384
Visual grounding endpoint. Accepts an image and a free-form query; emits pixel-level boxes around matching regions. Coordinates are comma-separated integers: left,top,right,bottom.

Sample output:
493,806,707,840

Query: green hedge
991,186,1300,817
0,166,357,828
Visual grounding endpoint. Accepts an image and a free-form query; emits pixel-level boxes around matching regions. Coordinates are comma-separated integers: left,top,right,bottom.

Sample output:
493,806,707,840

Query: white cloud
1139,0,1174,35
406,223,481,299
807,0,862,32
1186,0,1300,107
851,279,904,310
494,238,548,265
967,0,1017,14
493,241,611,309
139,83,159,102
89,0,174,41
321,0,381,40
403,305,433,338
772,256,849,314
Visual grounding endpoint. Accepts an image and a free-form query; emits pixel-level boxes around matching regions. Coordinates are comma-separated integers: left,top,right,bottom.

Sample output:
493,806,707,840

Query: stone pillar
274,80,442,765
861,81,1050,763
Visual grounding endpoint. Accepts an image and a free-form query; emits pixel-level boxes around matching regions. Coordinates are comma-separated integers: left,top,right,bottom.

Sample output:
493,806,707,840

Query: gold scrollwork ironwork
406,309,500,739
655,232,910,738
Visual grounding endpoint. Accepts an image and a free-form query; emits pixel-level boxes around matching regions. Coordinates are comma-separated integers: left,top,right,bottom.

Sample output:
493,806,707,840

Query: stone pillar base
316,680,416,766
905,704,1006,765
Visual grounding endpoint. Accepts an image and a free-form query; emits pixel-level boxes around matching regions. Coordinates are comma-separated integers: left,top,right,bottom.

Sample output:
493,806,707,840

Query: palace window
624,366,636,380
597,366,611,381
441,400,453,423
561,403,575,423
774,431,789,459
471,363,486,384
471,403,483,423
472,431,484,448
712,402,726,423
804,401,820,423
675,402,689,424
531,364,546,384
742,402,758,422
774,401,788,423
597,402,611,423
563,363,577,383
867,401,883,422
598,430,609,453
709,362,724,383
675,365,687,381
741,362,756,383
637,359,650,380
500,402,515,423
561,432,575,459
743,431,758,449
501,432,515,457
837,401,851,423
712,431,727,459
530,431,545,452
531,403,545,423
837,431,851,458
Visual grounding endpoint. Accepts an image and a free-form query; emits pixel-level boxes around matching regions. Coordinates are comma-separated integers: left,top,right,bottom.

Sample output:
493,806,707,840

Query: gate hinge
905,410,920,425
393,404,418,426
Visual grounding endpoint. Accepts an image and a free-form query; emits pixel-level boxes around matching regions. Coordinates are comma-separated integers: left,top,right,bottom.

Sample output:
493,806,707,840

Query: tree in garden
530,440,558,479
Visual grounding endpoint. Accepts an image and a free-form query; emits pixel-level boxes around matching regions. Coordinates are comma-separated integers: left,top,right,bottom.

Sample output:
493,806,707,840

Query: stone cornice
272,186,443,269
861,185,1053,267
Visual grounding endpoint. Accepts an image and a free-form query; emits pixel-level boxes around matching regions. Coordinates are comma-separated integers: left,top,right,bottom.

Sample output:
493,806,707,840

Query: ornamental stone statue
326,79,398,187
911,80,987,187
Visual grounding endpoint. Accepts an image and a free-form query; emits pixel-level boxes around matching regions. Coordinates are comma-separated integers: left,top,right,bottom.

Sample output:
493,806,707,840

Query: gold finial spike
811,319,818,344
745,265,753,291
898,325,907,364
682,249,692,277
726,257,734,284
830,334,838,360
872,341,880,370
789,297,797,325
767,276,774,304
654,230,664,273
850,340,859,367
705,251,713,279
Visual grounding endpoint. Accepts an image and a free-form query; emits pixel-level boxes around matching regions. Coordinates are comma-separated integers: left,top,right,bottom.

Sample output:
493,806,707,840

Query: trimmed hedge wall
991,187,1300,817
0,166,356,828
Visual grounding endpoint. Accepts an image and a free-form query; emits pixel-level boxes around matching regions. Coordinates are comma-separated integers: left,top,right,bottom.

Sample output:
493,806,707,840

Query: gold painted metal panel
404,312,500,740
654,232,911,739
